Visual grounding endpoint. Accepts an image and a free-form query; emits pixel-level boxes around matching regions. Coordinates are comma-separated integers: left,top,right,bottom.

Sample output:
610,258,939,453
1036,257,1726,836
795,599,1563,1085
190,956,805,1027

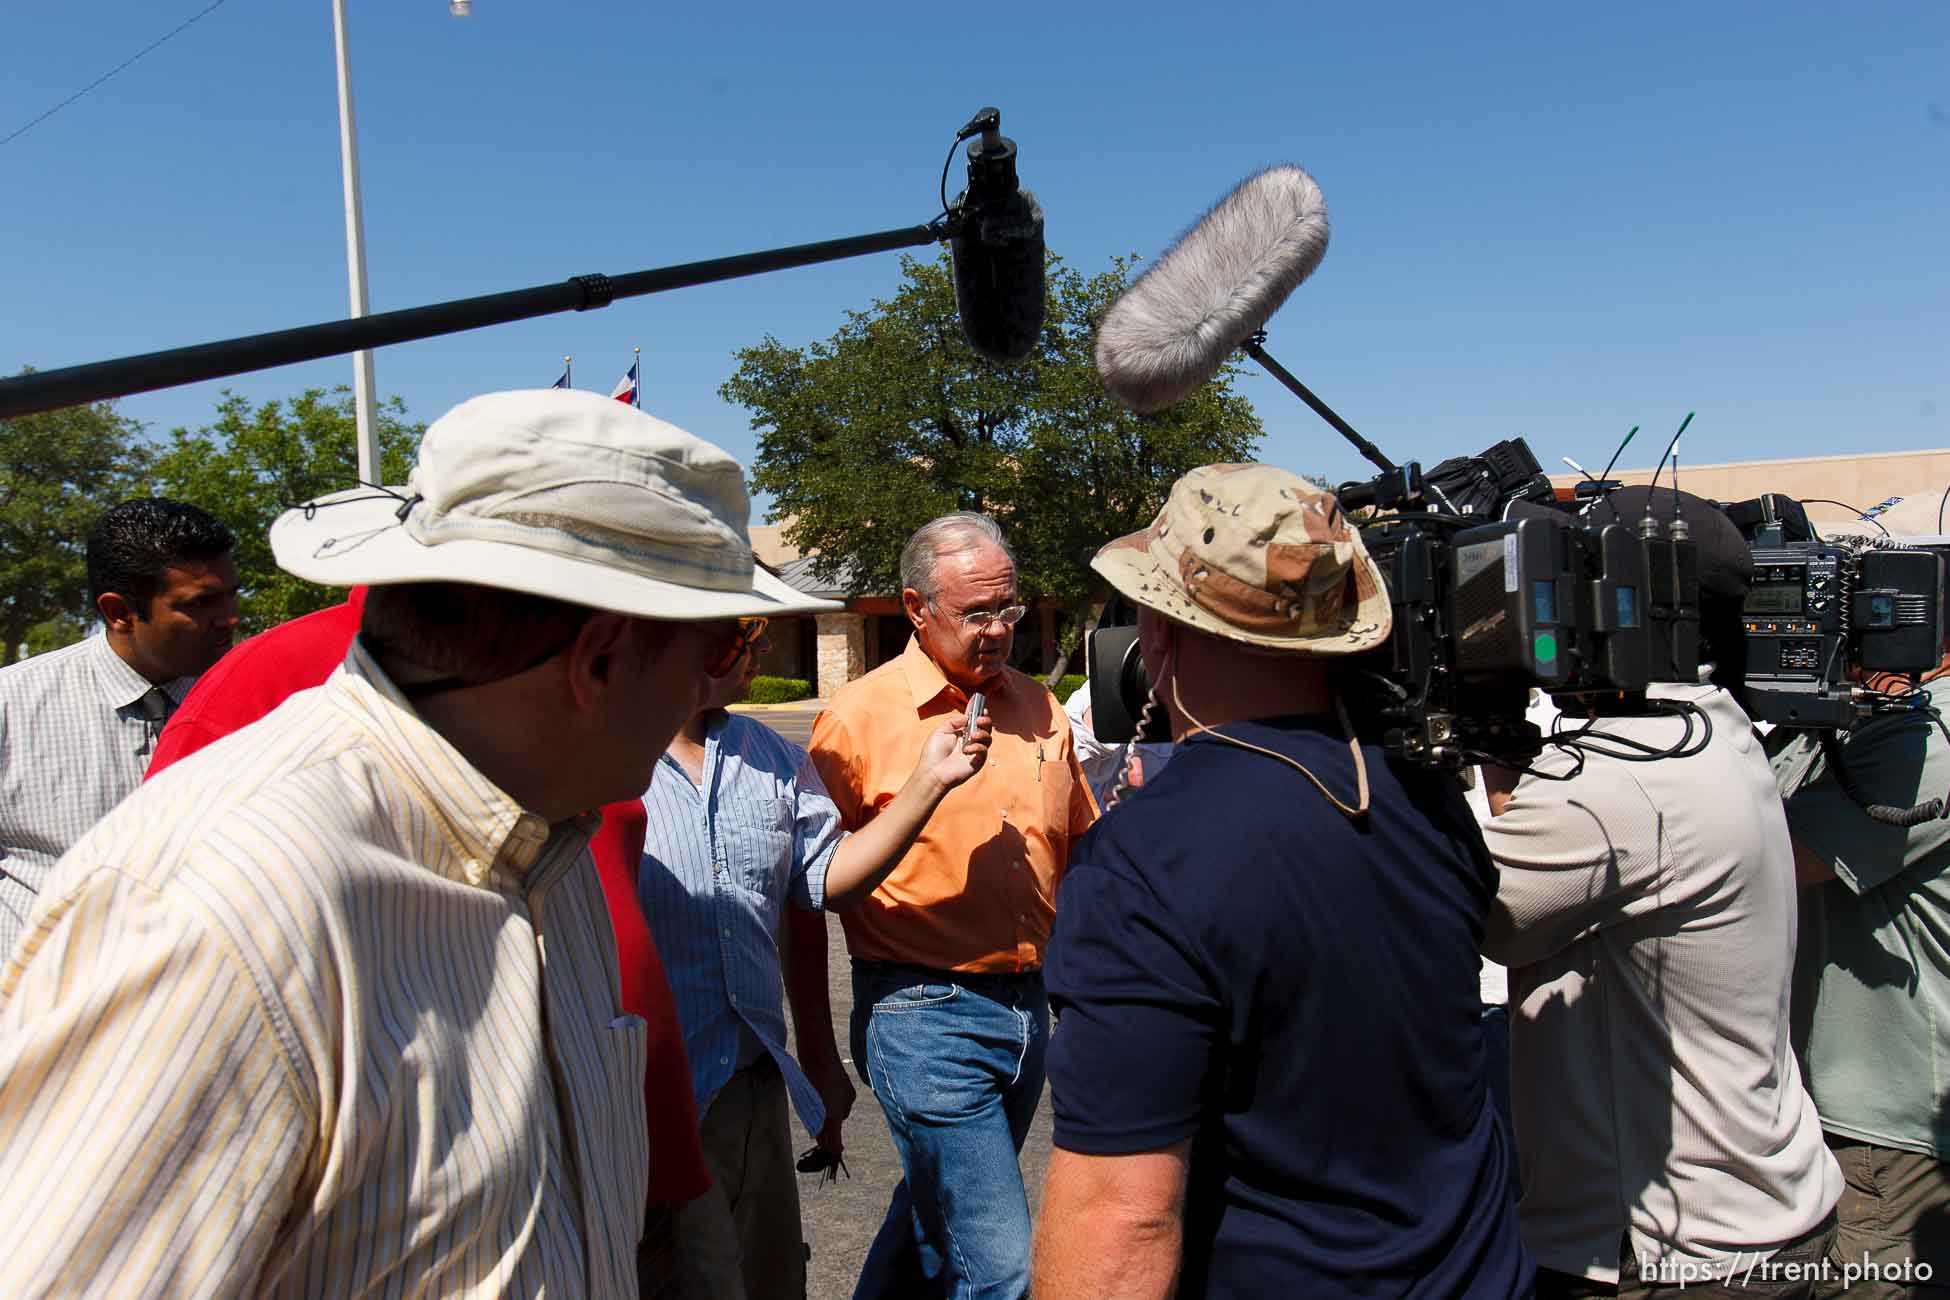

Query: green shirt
1774,677,1950,1158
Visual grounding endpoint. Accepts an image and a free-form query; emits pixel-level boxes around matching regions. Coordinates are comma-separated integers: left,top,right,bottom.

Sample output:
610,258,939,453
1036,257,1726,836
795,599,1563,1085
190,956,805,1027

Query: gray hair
899,512,1015,604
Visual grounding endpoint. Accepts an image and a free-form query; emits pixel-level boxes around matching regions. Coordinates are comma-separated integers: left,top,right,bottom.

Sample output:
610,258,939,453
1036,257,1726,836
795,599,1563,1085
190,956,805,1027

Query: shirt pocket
723,797,796,898
1039,743,1080,849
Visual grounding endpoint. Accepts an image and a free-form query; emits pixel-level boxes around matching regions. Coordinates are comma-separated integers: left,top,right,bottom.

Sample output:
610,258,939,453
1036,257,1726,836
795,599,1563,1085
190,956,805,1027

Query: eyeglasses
731,616,769,655
940,603,1027,632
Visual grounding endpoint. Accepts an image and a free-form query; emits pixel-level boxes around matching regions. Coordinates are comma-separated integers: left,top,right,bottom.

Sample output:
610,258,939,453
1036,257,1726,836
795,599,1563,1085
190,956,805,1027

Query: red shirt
147,591,711,1208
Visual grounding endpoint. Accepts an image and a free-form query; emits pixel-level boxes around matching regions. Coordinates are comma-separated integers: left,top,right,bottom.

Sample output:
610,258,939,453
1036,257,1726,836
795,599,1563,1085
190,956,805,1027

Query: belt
850,962,1045,1005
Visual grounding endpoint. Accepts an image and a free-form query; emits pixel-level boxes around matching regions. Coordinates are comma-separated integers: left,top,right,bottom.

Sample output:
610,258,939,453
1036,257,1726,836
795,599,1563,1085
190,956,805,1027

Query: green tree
0,384,153,661
153,387,420,632
721,252,1262,679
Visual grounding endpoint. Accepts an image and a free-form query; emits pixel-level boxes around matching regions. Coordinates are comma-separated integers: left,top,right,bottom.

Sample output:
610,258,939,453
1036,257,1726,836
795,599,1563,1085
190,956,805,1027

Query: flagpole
633,346,641,409
331,0,381,487
564,355,572,388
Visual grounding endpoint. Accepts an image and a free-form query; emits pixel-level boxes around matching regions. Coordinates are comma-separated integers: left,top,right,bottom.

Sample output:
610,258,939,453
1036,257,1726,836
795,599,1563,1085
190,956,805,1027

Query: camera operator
1480,488,1841,1298
1033,464,1532,1298
1772,598,1950,1295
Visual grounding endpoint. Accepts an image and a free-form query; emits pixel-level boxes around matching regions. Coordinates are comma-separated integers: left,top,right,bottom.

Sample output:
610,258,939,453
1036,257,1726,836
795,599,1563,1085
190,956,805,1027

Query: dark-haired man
0,390,837,1296
0,496,238,959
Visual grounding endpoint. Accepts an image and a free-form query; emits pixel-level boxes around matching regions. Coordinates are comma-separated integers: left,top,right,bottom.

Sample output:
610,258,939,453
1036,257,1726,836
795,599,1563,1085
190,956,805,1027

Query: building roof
776,553,862,600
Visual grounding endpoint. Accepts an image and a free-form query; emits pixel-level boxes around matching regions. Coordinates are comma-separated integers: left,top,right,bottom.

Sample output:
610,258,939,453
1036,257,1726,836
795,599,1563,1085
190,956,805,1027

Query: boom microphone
950,109,1047,365
1095,165,1329,412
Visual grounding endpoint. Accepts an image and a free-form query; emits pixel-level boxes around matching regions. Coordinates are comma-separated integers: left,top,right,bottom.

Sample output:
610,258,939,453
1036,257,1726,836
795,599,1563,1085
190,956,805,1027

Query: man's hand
803,1052,856,1153
1482,763,1520,817
821,709,993,910
919,709,993,791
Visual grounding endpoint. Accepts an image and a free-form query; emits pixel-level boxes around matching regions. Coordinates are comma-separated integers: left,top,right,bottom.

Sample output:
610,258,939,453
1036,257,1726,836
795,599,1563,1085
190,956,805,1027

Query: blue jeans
849,962,1048,1300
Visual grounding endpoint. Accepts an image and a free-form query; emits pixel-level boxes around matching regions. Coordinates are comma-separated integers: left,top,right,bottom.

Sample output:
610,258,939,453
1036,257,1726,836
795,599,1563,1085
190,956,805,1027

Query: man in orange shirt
810,512,1096,1300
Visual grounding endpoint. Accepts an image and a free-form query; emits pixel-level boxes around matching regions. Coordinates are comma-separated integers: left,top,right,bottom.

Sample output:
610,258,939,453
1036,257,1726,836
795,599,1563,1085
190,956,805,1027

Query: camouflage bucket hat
1091,463,1392,655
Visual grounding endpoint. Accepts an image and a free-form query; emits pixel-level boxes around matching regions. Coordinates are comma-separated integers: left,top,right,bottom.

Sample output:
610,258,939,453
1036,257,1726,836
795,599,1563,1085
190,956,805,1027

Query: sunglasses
730,616,769,655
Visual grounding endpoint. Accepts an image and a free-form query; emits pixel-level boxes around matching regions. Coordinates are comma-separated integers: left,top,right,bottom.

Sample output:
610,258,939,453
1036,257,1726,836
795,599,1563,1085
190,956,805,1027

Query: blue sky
3,2,1946,510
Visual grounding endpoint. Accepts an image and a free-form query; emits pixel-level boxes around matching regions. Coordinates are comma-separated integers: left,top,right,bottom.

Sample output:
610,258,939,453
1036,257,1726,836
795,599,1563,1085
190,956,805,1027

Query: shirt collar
658,709,730,785
326,636,588,886
898,634,1005,713
87,632,194,711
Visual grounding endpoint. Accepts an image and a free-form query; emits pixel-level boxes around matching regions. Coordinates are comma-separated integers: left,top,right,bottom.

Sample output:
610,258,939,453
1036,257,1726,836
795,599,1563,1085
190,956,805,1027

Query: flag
610,361,639,406
550,369,569,389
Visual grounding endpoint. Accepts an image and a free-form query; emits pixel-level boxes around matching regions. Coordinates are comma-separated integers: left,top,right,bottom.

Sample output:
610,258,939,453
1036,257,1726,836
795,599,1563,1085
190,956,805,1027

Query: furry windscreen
1095,166,1330,413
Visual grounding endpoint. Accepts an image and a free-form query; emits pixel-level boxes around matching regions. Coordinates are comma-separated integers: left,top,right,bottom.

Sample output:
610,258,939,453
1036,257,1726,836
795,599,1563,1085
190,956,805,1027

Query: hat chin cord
1159,658,1372,820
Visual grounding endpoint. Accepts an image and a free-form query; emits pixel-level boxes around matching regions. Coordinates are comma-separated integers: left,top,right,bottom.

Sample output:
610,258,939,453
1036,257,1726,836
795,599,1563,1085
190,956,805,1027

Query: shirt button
721,928,731,938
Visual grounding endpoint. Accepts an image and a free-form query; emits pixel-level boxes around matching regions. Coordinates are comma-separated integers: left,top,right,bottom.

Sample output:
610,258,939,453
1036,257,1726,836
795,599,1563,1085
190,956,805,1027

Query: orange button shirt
810,636,1098,974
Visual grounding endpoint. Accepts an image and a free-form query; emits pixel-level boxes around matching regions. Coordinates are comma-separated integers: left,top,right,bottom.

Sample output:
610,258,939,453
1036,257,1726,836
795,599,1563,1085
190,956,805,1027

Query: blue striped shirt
638,711,843,1133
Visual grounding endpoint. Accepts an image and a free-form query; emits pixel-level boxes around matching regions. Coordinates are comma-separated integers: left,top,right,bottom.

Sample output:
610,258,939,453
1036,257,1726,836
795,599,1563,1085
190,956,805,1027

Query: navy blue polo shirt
1046,716,1531,1298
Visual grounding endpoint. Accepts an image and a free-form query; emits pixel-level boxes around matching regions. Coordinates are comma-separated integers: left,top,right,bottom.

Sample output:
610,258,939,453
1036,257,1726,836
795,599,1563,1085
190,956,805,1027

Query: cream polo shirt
1481,683,1840,1284
0,638,647,1299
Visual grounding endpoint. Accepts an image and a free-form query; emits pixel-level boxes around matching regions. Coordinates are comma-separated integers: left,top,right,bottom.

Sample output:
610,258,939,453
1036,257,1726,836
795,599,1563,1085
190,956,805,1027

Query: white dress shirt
0,633,192,960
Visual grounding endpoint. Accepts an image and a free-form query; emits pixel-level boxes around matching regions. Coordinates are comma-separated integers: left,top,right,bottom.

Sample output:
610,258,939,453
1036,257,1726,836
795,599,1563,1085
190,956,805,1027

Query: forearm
1791,832,1838,887
1033,1147,1186,1300
781,904,840,1065
822,768,949,910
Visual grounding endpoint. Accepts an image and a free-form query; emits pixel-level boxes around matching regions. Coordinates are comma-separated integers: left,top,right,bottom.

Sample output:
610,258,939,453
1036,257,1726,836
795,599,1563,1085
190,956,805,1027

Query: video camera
1089,437,1706,770
1726,493,1946,729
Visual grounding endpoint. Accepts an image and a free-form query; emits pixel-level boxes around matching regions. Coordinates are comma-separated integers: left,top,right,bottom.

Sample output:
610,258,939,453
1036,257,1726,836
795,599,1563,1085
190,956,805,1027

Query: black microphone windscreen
952,188,1046,365
1096,165,1329,412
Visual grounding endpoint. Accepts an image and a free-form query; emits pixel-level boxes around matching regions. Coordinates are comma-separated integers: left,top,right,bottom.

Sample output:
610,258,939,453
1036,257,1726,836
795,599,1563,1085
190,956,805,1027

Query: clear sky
4,1,1946,510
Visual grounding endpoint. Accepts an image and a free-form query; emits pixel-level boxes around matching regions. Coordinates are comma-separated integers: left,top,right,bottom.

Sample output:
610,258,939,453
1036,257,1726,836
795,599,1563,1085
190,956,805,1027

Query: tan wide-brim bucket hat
272,389,841,621
1091,462,1391,654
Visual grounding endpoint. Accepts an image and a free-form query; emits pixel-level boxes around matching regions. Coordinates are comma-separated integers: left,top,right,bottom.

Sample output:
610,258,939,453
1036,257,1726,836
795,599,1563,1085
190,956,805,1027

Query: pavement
728,699,1057,1300
727,700,822,747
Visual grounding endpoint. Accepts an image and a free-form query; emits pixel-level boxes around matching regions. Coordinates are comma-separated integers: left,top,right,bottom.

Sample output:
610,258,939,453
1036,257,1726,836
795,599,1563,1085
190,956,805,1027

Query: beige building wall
748,522,801,567
1550,449,1950,536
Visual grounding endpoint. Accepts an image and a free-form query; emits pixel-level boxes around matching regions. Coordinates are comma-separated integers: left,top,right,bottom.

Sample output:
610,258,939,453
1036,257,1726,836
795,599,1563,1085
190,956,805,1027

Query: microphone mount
1240,329,1396,474
0,113,1003,422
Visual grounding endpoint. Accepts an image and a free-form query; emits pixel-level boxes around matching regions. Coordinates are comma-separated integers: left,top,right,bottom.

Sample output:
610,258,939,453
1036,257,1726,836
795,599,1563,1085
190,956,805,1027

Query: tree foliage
0,383,153,660
722,252,1263,628
153,387,420,632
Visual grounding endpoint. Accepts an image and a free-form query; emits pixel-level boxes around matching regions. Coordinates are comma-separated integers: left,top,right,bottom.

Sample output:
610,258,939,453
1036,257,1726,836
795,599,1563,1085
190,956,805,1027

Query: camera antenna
1562,456,1597,480
1645,412,1692,497
1636,411,1693,538
1596,425,1640,487
1667,437,1690,541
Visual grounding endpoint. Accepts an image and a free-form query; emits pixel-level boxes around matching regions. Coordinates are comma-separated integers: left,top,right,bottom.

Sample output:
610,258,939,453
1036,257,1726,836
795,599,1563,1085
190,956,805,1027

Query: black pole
1241,336,1395,474
0,220,949,419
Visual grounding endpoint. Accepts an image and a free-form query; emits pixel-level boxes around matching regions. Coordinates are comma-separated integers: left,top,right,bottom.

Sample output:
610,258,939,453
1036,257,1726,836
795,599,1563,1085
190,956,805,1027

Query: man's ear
1137,609,1174,663
562,613,635,711
96,591,139,634
902,588,928,631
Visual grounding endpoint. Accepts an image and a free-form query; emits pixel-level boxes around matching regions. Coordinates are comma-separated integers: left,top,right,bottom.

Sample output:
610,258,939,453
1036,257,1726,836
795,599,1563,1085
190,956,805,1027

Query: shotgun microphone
1095,165,1330,412
950,109,1046,365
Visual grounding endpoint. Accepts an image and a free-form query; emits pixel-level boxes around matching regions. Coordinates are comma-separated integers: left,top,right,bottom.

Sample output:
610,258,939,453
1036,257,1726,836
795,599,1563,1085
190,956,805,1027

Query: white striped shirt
0,638,648,1299
0,633,194,960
